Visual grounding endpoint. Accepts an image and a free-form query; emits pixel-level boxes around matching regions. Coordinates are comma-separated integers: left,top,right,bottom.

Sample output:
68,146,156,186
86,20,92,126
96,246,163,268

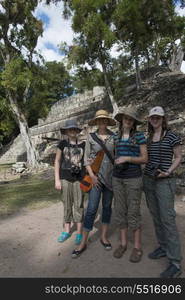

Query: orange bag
80,150,104,192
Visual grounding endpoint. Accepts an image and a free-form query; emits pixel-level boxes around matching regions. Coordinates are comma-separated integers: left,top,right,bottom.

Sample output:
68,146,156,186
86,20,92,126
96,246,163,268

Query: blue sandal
75,233,83,245
58,232,71,243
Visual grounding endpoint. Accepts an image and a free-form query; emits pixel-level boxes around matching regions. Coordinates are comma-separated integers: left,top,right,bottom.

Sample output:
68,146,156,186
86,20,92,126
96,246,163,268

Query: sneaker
57,232,71,243
75,233,83,245
148,247,166,259
160,264,182,278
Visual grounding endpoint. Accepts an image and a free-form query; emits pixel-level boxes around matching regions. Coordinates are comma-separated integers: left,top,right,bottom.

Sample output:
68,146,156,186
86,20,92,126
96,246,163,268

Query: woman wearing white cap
143,106,182,278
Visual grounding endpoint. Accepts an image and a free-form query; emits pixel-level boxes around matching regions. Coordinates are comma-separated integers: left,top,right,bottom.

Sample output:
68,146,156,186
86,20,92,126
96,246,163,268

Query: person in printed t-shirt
54,119,85,245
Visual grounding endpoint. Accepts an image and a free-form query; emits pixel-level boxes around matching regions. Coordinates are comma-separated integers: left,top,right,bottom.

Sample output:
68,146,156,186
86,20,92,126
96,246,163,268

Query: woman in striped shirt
112,107,148,263
143,106,182,278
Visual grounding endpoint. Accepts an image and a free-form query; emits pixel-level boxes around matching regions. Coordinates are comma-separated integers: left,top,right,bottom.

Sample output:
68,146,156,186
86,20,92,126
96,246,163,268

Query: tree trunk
135,54,141,90
101,61,119,115
169,43,184,72
8,92,39,168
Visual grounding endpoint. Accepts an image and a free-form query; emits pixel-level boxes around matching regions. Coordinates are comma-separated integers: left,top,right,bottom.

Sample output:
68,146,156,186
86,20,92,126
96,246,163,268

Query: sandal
57,232,71,243
100,239,112,250
71,245,87,258
75,233,83,245
113,244,127,258
129,248,143,263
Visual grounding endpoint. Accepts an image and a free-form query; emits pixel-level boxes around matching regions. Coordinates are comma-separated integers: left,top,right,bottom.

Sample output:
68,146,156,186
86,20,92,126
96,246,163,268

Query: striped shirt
144,130,182,176
113,131,146,179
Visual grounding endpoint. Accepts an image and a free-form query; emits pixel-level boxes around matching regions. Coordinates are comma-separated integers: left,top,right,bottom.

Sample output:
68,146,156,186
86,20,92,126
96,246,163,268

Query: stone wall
0,86,112,163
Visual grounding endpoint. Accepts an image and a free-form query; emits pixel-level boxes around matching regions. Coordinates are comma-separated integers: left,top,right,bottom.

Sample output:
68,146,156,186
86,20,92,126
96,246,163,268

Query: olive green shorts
61,179,84,223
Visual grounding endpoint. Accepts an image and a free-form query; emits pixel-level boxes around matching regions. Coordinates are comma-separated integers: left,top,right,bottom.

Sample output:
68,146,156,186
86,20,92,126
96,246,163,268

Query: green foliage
72,67,104,93
0,1,74,147
1,57,32,93
26,61,74,125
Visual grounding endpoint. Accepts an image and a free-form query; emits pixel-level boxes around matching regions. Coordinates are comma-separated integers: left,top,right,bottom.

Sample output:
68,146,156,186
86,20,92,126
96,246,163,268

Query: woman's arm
54,149,62,190
115,144,148,165
158,144,182,177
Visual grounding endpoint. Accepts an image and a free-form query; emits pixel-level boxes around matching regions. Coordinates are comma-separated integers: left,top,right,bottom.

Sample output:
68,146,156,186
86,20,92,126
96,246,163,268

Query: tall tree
112,0,182,88
0,0,43,167
59,0,119,114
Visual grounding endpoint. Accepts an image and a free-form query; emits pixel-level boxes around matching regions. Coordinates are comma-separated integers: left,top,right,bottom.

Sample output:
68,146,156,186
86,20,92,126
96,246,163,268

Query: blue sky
34,1,73,62
34,2,185,73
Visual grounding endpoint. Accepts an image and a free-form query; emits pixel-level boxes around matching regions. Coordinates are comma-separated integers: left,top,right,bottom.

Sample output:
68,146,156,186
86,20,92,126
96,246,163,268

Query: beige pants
61,179,84,223
112,176,143,230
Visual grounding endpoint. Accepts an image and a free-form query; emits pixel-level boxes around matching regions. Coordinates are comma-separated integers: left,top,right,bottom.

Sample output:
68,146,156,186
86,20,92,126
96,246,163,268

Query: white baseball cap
148,106,165,117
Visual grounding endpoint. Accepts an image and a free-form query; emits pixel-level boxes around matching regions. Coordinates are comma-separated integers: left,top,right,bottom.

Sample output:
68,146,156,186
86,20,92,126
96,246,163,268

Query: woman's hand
115,156,130,164
157,169,170,178
55,179,62,190
90,174,100,187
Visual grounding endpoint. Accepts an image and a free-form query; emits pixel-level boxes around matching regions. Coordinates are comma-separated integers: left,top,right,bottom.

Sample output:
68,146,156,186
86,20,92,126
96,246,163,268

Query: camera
149,163,162,178
114,162,129,174
70,165,81,176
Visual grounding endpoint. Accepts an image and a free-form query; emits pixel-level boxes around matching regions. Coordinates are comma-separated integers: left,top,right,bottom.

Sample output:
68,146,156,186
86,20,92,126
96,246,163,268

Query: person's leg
126,177,143,263
72,181,85,244
58,180,72,242
112,177,128,258
133,228,142,250
156,178,182,272
127,177,142,249
143,175,166,252
120,228,128,246
101,186,113,244
75,185,102,251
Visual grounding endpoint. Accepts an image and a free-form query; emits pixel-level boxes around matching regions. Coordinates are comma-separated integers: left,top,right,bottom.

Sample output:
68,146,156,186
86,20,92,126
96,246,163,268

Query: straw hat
88,110,116,126
114,107,143,125
60,119,82,134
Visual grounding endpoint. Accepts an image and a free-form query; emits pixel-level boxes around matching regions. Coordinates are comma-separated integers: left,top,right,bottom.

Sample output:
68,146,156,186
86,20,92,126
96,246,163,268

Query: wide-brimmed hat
114,107,143,125
88,110,116,126
60,119,82,134
148,106,165,117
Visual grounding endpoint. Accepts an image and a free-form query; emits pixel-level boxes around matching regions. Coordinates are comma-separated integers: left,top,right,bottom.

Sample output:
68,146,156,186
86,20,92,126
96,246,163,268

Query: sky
34,1,185,73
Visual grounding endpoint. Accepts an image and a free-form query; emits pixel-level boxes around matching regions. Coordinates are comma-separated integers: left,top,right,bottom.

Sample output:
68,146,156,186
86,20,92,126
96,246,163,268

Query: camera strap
90,133,114,165
67,138,79,166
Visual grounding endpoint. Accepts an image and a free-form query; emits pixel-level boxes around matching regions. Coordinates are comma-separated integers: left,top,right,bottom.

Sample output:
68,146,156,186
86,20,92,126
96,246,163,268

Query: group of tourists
54,105,182,278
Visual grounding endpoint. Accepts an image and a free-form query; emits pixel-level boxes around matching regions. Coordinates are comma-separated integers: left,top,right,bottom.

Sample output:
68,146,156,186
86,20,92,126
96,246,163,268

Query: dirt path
0,196,185,278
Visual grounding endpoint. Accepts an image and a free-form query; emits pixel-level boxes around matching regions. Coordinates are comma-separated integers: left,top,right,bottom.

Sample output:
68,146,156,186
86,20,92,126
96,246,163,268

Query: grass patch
0,173,61,217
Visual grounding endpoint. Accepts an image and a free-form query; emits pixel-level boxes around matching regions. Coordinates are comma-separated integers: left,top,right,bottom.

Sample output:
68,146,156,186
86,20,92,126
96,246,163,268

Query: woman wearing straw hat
54,119,85,245
143,106,182,278
112,106,148,263
72,110,116,258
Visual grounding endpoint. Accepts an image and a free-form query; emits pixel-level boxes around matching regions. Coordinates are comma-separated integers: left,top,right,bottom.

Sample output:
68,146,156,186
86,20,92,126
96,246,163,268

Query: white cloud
34,1,74,62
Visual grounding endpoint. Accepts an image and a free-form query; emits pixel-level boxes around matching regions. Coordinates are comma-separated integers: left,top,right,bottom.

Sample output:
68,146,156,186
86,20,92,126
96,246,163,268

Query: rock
11,162,27,174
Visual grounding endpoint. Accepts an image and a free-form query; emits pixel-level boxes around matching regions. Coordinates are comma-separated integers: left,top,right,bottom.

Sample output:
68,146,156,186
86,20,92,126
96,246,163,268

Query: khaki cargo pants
61,179,84,223
112,176,143,230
